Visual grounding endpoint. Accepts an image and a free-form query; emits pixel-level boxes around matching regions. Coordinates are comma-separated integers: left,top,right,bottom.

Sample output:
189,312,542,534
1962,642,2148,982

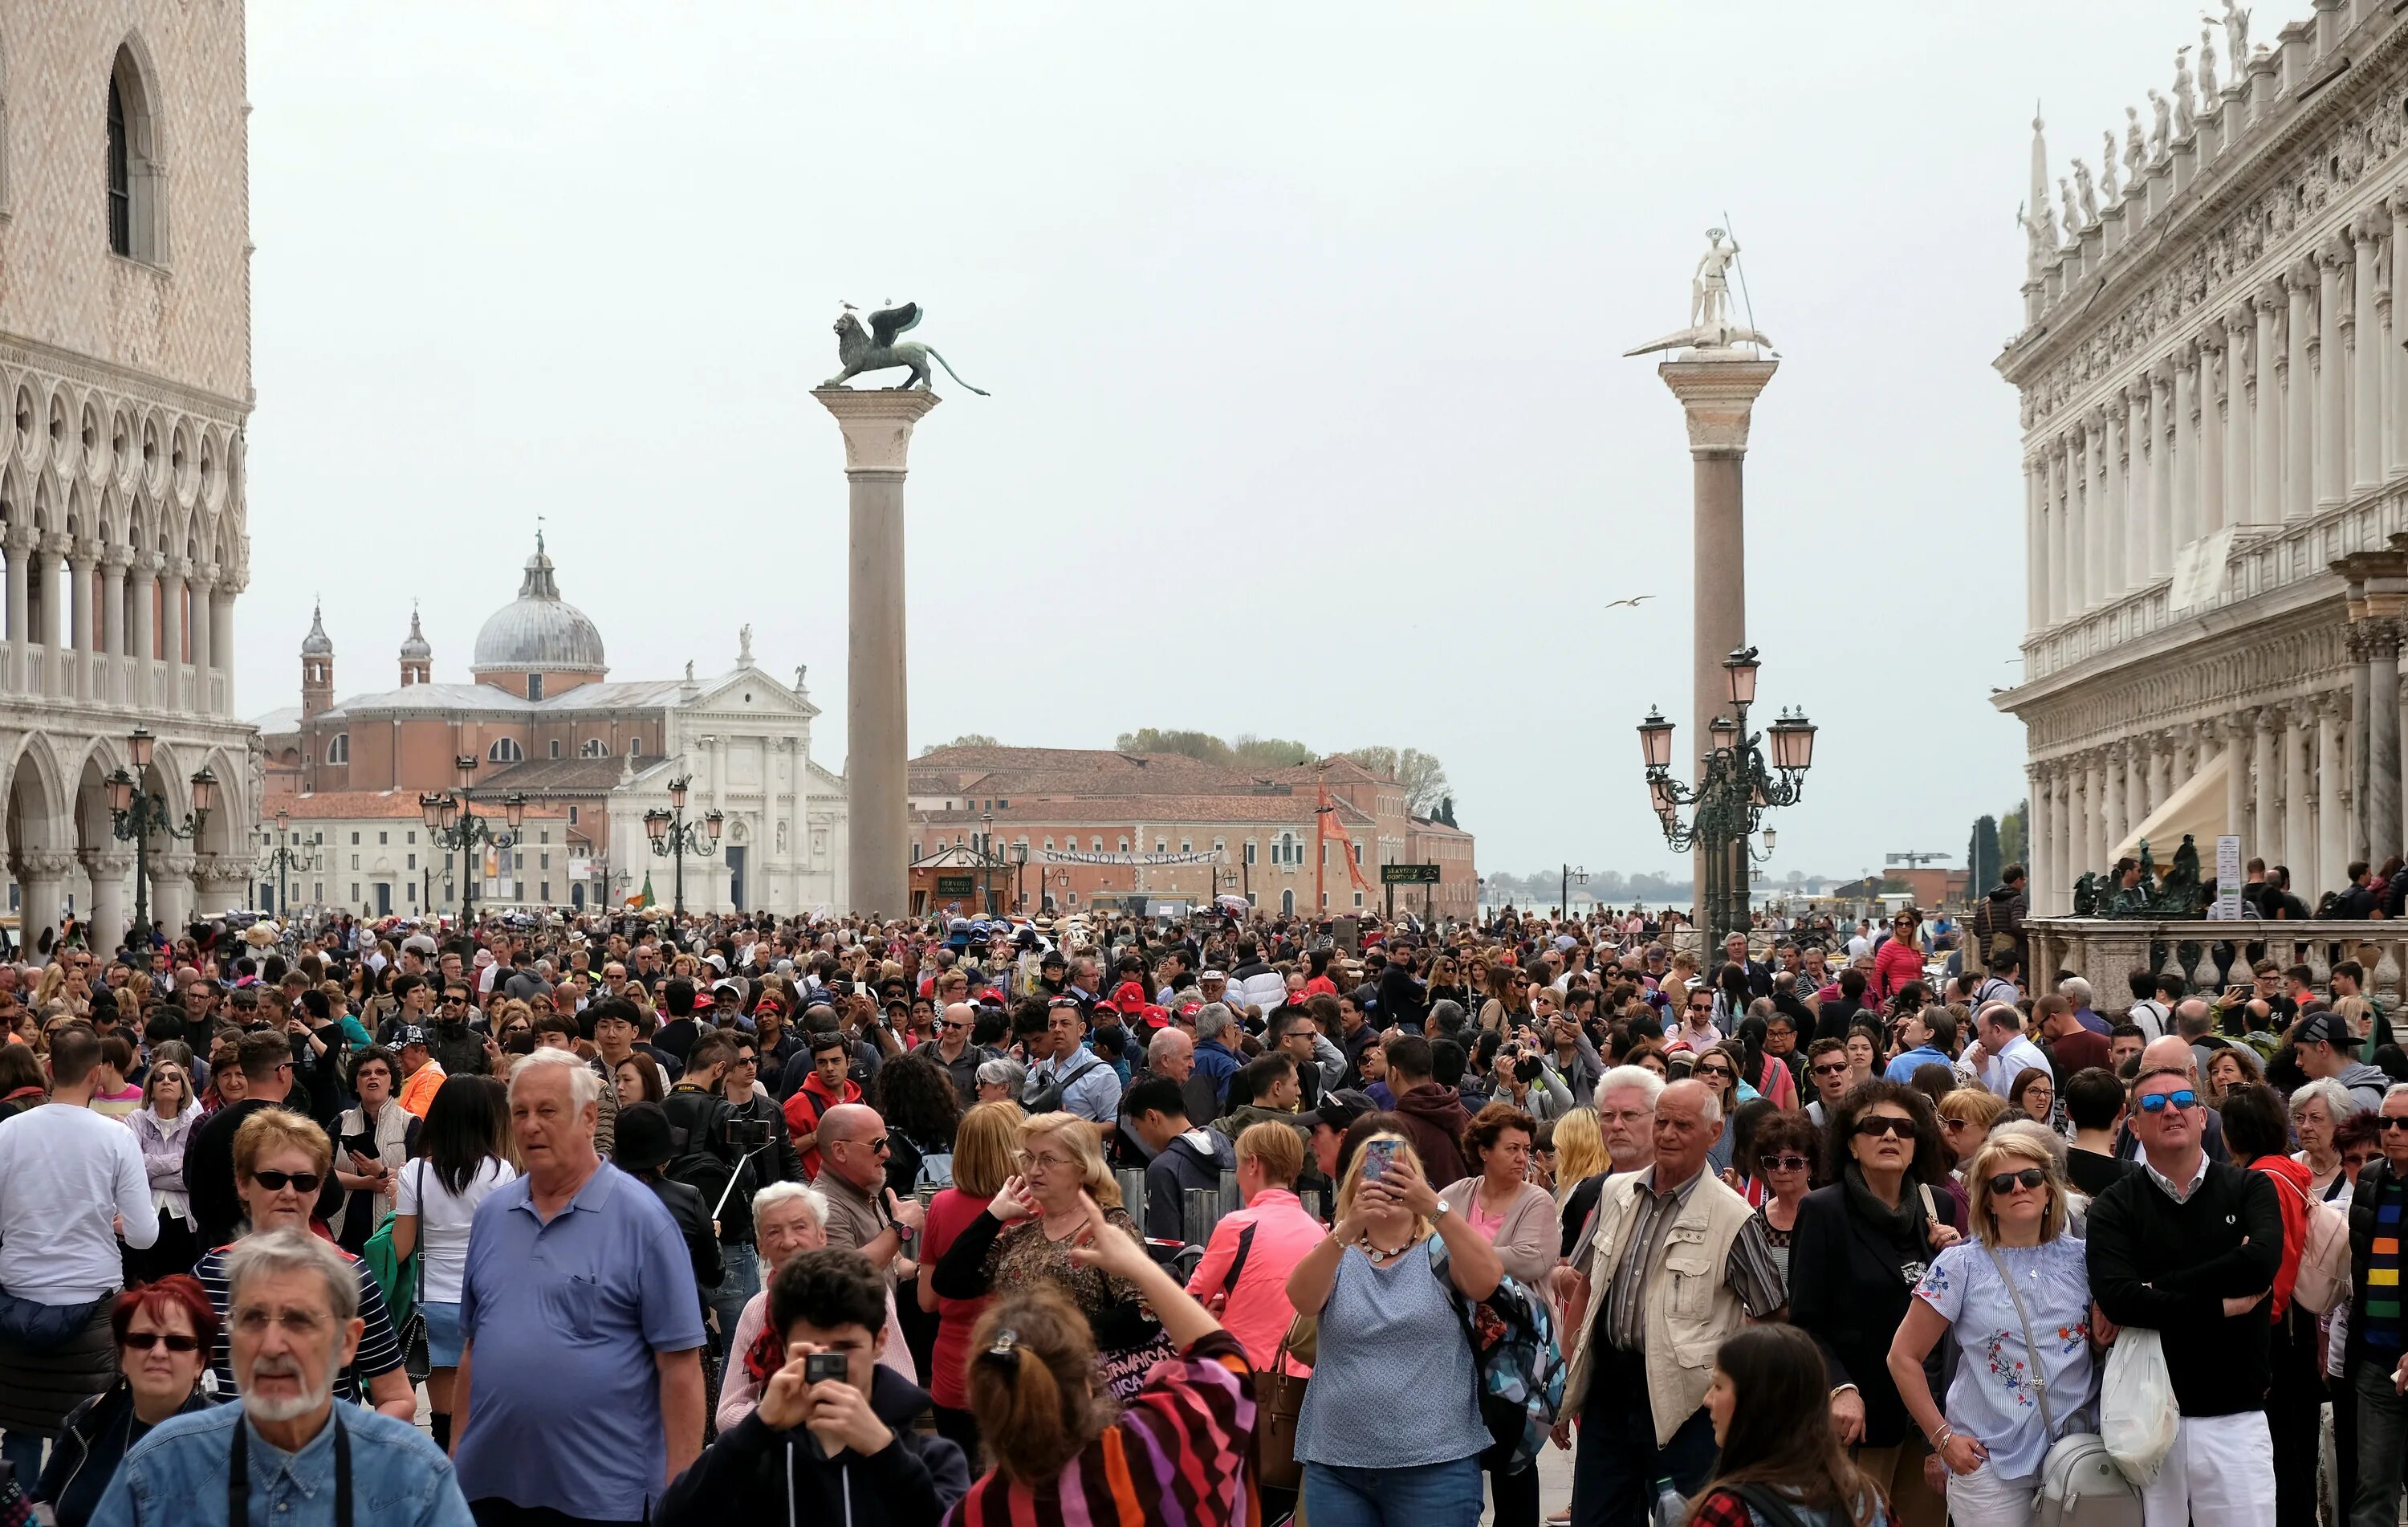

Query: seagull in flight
1603,595,1655,610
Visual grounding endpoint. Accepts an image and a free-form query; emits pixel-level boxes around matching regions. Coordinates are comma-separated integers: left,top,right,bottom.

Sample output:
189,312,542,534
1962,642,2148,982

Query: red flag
1319,782,1377,897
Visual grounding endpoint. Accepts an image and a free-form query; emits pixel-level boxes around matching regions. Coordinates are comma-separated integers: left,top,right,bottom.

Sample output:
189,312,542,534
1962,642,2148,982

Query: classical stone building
1997,2,2408,914
254,536,848,915
0,6,262,947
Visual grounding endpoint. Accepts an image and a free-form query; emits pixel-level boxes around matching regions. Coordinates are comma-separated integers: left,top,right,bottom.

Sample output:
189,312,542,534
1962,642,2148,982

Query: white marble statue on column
2172,48,2197,138
2149,89,2174,158
2100,132,2120,202
2060,178,2082,239
1625,228,1776,356
2198,26,2219,102
2218,0,2250,66
2125,107,2148,181
738,624,754,666
2072,162,2098,227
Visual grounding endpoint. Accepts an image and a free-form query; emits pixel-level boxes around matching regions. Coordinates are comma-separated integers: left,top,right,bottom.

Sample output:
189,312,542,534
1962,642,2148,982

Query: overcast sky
239,1,2239,883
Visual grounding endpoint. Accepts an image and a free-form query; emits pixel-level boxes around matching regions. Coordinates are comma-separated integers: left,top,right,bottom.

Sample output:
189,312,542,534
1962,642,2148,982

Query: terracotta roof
913,793,1373,829
479,757,636,795
272,790,570,821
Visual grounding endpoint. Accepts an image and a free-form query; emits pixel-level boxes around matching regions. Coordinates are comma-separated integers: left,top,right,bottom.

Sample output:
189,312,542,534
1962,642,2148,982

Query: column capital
67,537,99,568
812,388,942,474
163,556,191,580
2260,275,2291,307
37,532,68,559
2387,187,2408,222
1650,356,1780,457
2354,208,2389,244
98,544,132,572
17,849,76,878
2296,256,2327,287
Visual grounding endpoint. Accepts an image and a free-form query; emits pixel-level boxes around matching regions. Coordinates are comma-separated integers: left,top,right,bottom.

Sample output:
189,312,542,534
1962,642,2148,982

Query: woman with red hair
31,1277,215,1527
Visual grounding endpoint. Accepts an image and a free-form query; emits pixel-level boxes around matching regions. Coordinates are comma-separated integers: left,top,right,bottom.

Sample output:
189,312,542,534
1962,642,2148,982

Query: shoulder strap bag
1986,1244,2138,1525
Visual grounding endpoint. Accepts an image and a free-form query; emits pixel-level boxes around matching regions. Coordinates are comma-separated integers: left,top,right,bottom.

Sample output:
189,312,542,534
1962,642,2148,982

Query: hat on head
1200,969,1227,983
2295,1010,2356,1051
1041,950,1067,969
613,1102,676,1175
1140,1004,1170,1030
396,1024,428,1049
474,949,496,967
1299,1089,1375,1136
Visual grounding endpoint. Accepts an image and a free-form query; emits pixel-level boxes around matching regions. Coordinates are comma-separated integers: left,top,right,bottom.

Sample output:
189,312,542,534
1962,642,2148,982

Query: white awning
2114,747,2231,863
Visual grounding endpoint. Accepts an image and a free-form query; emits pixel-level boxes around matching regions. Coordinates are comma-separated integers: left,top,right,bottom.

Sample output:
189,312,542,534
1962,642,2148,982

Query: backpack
2264,1166,2350,1315
903,1130,954,1194
1431,1242,1564,1474
1023,1053,1107,1117
361,1205,417,1328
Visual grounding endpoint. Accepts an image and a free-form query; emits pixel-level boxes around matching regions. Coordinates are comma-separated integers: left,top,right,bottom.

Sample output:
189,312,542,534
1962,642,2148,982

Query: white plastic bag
2100,1328,2178,1486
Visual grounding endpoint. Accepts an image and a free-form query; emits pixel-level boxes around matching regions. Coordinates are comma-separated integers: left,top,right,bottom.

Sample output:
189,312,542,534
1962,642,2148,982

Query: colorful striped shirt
2366,1176,2405,1354
944,1330,1256,1527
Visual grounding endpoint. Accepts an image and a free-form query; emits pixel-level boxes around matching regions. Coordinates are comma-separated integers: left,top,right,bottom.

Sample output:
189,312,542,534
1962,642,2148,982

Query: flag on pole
627,873,654,910
1318,781,1377,897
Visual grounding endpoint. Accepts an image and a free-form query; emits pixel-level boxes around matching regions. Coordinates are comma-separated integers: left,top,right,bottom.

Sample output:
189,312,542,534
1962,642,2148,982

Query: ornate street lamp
106,728,216,950
422,754,520,926
258,805,319,918
1637,647,1817,951
645,773,720,917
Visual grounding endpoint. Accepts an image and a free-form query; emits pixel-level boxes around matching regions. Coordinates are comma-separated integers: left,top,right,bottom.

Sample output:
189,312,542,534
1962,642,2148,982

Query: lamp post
1637,646,1816,954
1012,841,1029,914
105,727,218,951
259,807,319,918
642,773,721,918
1560,863,1587,918
421,754,525,929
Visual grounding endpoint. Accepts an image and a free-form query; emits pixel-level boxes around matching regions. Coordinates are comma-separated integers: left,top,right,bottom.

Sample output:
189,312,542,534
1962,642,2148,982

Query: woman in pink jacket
1873,910,1926,1004
1186,1121,1324,1375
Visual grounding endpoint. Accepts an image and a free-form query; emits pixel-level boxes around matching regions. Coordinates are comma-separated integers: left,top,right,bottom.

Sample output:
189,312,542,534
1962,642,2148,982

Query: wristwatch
1432,1198,1451,1220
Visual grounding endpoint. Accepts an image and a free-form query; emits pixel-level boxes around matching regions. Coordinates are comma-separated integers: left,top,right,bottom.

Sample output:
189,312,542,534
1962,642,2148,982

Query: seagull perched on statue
1603,596,1655,610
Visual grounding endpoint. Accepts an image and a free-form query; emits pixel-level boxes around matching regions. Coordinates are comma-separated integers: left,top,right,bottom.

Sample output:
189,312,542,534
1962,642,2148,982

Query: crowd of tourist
0,866,2401,1523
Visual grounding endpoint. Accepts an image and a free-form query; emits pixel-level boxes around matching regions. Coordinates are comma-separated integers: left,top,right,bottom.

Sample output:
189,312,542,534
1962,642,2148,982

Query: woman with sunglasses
31,1277,217,1527
1888,1130,2095,1527
1790,1081,1959,1527
193,1109,417,1423
122,1060,202,1285
1747,1109,1820,1284
1692,1044,1758,1179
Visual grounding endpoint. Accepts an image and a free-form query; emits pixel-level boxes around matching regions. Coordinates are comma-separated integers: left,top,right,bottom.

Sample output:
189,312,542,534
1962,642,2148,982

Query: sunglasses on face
1812,1061,1848,1075
1987,1166,2049,1195
2379,1118,2408,1133
250,1169,322,1194
2136,1089,2200,1114
1764,1154,1812,1173
121,1330,201,1353
1695,1065,1733,1081
1852,1115,1915,1140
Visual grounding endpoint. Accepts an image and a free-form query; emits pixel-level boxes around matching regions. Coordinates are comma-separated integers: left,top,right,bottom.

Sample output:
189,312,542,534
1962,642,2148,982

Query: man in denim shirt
89,1229,470,1526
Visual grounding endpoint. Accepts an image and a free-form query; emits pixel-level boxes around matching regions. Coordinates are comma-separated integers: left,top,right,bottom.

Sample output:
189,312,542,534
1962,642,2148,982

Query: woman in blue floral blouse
1885,1122,2105,1527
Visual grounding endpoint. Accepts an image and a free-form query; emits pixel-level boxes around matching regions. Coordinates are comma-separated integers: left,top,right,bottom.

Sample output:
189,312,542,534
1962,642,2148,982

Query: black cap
1299,1088,1375,1135
2295,1010,2355,1051
396,1024,428,1049
613,1102,675,1174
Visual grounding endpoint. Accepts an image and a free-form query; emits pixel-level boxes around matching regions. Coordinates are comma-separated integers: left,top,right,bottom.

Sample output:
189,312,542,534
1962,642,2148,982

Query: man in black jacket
181,1029,323,1248
656,1248,966,1527
2341,1084,2408,1527
1122,1077,1235,1244
2086,1065,2282,1525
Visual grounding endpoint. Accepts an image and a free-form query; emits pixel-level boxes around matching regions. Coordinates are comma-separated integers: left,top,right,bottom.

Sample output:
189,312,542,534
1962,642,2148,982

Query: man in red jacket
781,1031,860,1181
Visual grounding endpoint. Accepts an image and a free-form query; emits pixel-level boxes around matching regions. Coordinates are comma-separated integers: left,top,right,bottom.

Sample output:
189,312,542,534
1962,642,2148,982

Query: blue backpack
1431,1243,1565,1474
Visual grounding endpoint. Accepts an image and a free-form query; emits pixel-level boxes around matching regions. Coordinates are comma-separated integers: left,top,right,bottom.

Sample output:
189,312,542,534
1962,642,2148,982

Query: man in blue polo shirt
452,1049,706,1525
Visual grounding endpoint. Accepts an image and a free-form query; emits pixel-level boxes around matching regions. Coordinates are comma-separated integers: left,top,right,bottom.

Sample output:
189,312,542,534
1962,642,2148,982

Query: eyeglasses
1764,1154,1812,1173
1812,1061,1849,1076
1694,1065,1734,1081
232,1308,329,1338
441,995,468,1005
2135,1089,2200,1114
249,1170,322,1194
1015,1150,1077,1171
1851,1115,1915,1140
121,1330,201,1353
2378,1118,2408,1133
1987,1166,2049,1194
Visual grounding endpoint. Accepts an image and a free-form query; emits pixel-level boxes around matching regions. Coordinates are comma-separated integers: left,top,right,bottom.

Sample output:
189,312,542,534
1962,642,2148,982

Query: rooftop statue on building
2198,26,2219,101
2172,47,2196,137
2100,131,2120,201
2125,106,2147,181
2060,177,2082,238
2218,0,2250,66
2073,160,2098,226
2148,89,2173,158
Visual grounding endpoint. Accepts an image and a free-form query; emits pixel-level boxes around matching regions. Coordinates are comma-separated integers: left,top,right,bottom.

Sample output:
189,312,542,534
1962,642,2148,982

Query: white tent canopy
2113,748,2231,863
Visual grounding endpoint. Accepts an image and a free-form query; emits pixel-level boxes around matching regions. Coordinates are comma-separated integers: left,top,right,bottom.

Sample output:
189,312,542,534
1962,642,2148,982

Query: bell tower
300,603,335,721
400,605,432,687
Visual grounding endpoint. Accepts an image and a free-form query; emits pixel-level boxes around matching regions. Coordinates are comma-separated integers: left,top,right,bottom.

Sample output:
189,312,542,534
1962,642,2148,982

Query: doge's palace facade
1997,1,2408,914
0,3,260,949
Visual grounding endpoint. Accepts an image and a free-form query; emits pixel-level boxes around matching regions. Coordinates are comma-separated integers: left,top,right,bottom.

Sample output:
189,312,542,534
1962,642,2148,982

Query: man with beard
89,1228,470,1525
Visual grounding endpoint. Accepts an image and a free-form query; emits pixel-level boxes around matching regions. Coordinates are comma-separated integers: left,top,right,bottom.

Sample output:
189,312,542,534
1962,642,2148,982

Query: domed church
252,535,847,916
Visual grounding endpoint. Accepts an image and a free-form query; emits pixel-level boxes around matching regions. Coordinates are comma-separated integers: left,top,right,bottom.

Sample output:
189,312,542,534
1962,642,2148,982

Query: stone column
2026,458,2047,631
66,539,92,703
2103,748,2127,858
209,586,234,716
2321,242,2349,510
187,568,214,715
2072,424,2097,612
2358,214,2386,495
2321,693,2350,898
2173,345,2200,552
2353,625,2377,861
2224,304,2255,527
2201,326,2227,533
2289,260,2318,519
2150,363,2178,576
2126,380,2154,585
2059,768,2079,902
33,534,61,697
2255,707,2283,865
2255,282,2284,520
2150,731,2175,816
159,557,188,712
2222,714,2253,850
82,849,128,957
2,525,28,695
153,853,195,936
2285,700,2316,888
2027,764,2050,914
2390,191,2408,481
815,387,943,918
2369,618,2404,864
99,545,125,707
2081,752,2105,874
2104,407,2129,596
128,552,156,711
15,850,72,962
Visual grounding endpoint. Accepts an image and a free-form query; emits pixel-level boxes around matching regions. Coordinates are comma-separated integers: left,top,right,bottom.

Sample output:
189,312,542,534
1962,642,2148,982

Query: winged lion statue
821,303,990,395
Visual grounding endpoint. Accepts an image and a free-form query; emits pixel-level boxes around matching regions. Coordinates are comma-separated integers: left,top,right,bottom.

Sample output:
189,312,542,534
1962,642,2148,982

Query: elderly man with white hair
450,1048,708,1524
1963,999,2050,1102
88,1228,471,1526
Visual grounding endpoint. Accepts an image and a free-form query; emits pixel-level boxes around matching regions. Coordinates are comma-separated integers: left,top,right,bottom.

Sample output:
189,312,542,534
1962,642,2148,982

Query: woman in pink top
1186,1120,1324,1375
1873,910,1926,1003
917,1099,1019,1458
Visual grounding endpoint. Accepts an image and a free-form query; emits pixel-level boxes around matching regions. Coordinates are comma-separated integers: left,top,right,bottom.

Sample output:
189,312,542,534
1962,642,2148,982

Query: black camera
804,1351,849,1387
1513,1054,1544,1085
724,1117,772,1151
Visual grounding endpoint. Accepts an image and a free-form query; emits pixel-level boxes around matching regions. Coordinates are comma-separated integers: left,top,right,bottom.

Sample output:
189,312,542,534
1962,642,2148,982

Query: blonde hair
1938,1087,2008,1134
1963,1130,2069,1247
1552,1107,1609,1204
233,1109,333,1180
1235,1120,1304,1187
1019,1111,1121,1208
954,1100,1022,1199
1335,1130,1431,1239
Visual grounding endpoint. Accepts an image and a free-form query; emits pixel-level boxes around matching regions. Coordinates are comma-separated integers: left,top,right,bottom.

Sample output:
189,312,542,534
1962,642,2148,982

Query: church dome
300,603,333,657
472,533,606,674
399,607,432,661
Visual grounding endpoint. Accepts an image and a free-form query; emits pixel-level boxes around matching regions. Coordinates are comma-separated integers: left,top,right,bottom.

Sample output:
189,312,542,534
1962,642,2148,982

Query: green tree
1344,746,1453,815
1998,801,2028,870
917,734,999,757
1228,733,1316,769
1112,729,1235,764
1969,814,2002,894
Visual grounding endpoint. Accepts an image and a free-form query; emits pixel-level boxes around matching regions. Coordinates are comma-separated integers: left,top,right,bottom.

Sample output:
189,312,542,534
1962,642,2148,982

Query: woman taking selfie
1286,1129,1503,1525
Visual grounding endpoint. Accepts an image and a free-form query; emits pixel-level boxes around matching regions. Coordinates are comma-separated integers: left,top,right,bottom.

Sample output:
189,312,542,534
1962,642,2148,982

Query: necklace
1355,1229,1418,1264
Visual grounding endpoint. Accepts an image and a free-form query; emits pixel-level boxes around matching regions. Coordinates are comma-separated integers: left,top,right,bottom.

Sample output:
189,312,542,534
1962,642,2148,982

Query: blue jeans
1572,1346,1719,1527
708,1241,759,1361
1302,1456,1484,1527
0,1429,43,1497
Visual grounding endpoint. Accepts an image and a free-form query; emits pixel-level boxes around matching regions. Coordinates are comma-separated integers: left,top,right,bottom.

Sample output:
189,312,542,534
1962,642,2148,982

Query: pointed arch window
105,47,162,263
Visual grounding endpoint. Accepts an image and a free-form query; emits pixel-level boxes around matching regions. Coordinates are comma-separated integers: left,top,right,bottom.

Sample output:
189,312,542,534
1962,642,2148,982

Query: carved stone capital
98,544,132,572
1651,358,1780,457
812,388,943,475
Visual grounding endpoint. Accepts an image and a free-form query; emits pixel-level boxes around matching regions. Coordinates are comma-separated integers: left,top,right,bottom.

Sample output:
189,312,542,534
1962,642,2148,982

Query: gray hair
1427,999,1466,1033
2387,1082,2408,1108
1596,1064,1666,1110
751,1179,828,1228
223,1227,359,1327
2056,976,2093,1008
1194,1002,1235,1043
2291,1076,2362,1122
975,1056,1026,1094
508,1046,603,1110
